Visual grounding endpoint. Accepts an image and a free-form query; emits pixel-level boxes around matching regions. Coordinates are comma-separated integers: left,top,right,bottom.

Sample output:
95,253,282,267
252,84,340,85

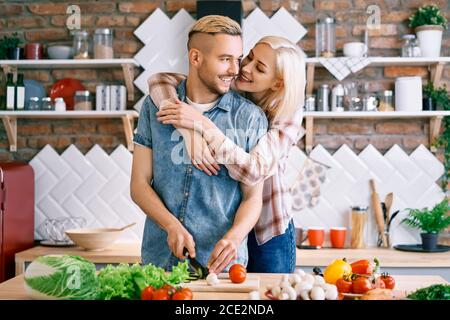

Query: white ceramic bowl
343,42,367,58
65,228,124,251
47,46,74,59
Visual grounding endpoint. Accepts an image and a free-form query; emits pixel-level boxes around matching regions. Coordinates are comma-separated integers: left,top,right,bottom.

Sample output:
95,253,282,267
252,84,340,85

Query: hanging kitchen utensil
384,193,394,247
369,179,388,247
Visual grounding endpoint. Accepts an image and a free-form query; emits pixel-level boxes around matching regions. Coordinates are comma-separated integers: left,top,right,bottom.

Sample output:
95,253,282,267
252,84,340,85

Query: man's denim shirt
133,80,268,270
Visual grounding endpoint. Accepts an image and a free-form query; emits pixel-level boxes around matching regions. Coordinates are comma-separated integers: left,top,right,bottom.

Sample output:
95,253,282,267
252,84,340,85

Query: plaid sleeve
213,108,304,186
147,72,186,109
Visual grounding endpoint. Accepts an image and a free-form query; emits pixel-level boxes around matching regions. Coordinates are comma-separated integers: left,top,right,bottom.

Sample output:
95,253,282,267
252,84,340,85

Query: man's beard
198,66,235,96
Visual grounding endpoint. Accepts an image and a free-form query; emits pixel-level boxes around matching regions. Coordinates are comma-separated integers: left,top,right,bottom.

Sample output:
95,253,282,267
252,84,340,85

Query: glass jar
304,94,316,111
74,90,92,110
41,97,54,111
378,90,394,112
72,30,90,59
27,97,41,111
350,206,368,249
401,34,416,57
316,16,336,58
93,28,113,59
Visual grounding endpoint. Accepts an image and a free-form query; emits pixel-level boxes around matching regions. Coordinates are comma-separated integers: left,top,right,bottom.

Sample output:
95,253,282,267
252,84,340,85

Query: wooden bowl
65,228,124,251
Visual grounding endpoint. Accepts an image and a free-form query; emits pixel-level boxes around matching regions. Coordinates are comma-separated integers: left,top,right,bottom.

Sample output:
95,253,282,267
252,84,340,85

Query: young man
130,15,268,273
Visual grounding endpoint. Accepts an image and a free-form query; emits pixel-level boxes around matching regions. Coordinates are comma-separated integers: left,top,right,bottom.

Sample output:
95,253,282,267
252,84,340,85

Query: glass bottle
401,34,416,57
6,73,15,111
72,30,90,59
316,16,336,58
15,73,25,111
74,90,92,110
93,28,113,59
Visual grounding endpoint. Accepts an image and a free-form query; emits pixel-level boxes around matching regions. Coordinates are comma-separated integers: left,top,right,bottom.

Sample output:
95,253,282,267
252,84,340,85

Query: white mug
343,42,367,58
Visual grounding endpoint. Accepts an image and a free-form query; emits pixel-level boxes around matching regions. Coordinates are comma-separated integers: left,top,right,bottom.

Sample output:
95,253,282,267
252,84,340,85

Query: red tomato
152,288,170,300
352,277,373,294
229,264,246,284
162,284,176,296
336,278,353,293
350,259,374,276
172,288,193,300
380,274,396,289
141,285,155,300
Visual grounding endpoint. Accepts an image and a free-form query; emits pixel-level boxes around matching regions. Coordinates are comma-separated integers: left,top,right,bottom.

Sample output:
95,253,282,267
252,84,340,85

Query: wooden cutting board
181,273,260,292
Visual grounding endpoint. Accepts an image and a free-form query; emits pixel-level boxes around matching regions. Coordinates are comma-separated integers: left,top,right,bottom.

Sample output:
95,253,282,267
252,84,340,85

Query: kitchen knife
369,179,388,247
183,248,209,279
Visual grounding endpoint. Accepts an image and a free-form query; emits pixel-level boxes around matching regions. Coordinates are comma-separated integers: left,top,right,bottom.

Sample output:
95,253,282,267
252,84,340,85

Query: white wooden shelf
0,110,139,152
303,110,450,154
0,58,139,101
304,56,449,95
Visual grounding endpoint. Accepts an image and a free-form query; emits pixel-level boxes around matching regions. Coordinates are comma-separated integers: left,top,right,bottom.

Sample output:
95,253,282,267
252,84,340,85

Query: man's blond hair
188,15,241,49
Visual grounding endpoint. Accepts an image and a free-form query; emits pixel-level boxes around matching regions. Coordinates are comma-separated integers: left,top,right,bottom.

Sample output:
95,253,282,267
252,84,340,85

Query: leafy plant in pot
409,4,448,57
402,199,450,250
0,33,23,60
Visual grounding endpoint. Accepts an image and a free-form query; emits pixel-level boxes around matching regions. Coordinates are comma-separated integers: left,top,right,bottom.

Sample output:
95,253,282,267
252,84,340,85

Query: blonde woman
150,36,305,273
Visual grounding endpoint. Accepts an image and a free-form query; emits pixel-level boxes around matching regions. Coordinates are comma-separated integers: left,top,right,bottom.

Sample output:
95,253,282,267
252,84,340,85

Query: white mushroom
314,275,326,287
280,281,292,290
294,268,306,277
281,286,297,300
281,274,289,283
310,286,326,300
302,273,315,285
248,291,260,300
206,272,220,286
294,281,313,295
271,284,281,297
278,292,289,300
289,274,302,285
300,290,311,300
323,283,336,292
325,286,338,300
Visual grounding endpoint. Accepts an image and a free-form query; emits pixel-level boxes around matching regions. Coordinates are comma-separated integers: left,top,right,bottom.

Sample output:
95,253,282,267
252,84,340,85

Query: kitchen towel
318,57,372,81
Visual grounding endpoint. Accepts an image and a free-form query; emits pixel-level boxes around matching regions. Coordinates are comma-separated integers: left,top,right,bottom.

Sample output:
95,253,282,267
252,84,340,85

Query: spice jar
316,16,336,58
72,30,90,59
27,97,41,111
41,97,54,111
74,91,92,111
350,206,368,249
93,28,113,59
378,90,394,112
54,97,66,112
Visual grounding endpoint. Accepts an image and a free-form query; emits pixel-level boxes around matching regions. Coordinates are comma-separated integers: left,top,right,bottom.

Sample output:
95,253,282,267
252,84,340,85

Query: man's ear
189,48,202,67
271,79,284,91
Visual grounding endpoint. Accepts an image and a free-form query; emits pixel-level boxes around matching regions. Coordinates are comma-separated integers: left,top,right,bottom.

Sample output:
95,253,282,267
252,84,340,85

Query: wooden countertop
0,273,447,300
15,243,450,275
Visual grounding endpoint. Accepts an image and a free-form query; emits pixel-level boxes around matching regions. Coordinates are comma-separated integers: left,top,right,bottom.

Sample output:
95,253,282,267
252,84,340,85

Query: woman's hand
183,129,221,176
156,99,206,132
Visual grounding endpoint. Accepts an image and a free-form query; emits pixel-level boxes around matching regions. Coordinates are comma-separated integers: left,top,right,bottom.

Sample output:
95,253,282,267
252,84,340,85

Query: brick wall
0,0,449,162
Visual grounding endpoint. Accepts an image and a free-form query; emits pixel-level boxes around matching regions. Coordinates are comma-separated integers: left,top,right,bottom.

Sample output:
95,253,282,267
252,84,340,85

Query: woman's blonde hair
252,36,305,122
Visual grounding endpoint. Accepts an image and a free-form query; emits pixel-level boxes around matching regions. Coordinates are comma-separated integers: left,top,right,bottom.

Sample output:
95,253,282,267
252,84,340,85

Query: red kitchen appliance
0,162,35,283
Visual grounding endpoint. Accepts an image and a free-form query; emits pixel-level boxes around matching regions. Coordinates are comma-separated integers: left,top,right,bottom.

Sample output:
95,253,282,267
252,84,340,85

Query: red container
0,162,35,282
25,43,43,60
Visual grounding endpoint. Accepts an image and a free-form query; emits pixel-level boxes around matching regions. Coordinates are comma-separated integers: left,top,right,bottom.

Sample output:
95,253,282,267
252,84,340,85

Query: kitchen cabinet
0,273,447,300
0,59,140,152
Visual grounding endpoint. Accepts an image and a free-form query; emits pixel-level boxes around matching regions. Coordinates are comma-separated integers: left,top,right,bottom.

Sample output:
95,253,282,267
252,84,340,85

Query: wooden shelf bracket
121,63,135,102
429,116,443,153
121,114,135,152
1,116,17,152
305,116,314,154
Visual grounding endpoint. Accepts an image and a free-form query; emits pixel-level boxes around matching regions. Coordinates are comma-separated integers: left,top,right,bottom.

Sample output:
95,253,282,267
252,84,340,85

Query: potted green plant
409,4,448,57
0,33,23,60
402,199,450,250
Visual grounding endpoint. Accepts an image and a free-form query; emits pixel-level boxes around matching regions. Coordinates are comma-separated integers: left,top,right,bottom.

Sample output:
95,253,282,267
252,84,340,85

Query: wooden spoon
115,222,136,231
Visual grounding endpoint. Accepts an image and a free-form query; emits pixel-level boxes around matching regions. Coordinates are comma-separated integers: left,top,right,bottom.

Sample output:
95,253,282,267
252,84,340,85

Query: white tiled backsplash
30,143,445,247
132,7,307,111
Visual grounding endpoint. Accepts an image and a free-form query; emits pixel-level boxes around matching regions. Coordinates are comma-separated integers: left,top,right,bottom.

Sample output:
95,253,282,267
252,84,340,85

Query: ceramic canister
395,76,422,112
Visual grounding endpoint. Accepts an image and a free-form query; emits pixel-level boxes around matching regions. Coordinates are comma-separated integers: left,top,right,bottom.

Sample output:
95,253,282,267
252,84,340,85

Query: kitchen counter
15,243,450,275
0,273,447,300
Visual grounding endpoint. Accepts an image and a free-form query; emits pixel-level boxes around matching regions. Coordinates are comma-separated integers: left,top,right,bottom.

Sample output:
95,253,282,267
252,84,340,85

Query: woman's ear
189,48,202,66
271,79,284,91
